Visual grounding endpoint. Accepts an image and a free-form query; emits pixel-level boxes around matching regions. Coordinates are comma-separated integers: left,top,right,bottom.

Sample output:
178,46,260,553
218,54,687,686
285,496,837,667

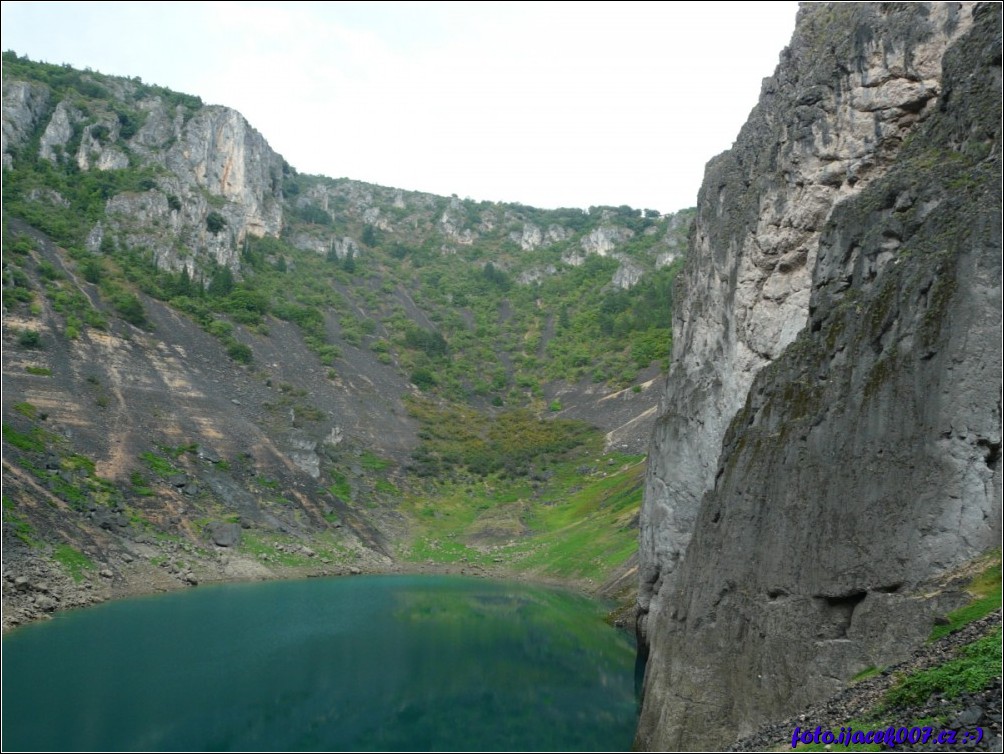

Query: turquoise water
2,575,637,751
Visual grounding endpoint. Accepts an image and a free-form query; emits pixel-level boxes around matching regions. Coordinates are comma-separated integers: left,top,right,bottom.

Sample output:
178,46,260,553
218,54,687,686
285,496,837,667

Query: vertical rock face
104,104,285,272
165,105,284,240
1,67,284,275
636,3,1001,750
1,79,49,168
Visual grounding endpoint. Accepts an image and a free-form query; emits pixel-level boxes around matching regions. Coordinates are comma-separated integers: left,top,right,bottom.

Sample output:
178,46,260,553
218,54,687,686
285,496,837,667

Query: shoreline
2,549,636,634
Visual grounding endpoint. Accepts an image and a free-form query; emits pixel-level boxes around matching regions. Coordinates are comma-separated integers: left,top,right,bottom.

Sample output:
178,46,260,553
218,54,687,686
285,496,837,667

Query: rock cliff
1,72,283,275
636,3,1001,749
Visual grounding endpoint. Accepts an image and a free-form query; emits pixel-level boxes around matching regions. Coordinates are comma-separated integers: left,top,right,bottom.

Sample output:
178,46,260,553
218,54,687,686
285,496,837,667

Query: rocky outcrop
3,67,285,275
509,222,569,251
611,257,645,290
580,225,633,256
37,100,79,163
163,105,284,242
102,103,286,273
636,3,1000,750
1,79,49,168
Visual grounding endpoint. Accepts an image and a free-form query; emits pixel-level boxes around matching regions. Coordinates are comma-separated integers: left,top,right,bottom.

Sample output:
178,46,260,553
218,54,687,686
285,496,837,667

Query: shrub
411,368,437,390
226,341,253,364
206,211,226,234
18,330,42,348
112,292,147,327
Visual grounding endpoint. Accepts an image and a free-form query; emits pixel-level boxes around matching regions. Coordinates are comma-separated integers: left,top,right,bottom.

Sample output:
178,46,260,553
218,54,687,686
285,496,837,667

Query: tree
206,211,226,234
361,224,377,247
342,249,356,274
207,266,234,297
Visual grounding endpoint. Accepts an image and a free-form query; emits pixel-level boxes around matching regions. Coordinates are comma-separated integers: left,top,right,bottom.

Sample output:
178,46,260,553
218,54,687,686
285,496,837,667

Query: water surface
2,575,636,751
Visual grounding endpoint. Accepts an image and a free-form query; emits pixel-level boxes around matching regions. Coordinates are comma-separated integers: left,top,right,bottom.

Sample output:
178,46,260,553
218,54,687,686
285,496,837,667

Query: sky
1,1,799,213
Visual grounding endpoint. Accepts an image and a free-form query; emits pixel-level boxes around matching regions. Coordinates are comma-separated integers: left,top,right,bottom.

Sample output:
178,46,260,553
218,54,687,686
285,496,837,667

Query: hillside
1,52,691,627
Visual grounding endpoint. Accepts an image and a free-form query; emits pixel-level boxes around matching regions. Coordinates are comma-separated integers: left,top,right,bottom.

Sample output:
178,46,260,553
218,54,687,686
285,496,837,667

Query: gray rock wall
636,3,1001,749
1,71,284,276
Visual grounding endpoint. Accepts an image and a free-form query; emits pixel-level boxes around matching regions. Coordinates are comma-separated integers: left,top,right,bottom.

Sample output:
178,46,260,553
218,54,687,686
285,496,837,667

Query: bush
18,330,42,348
226,341,253,364
81,258,103,284
206,211,226,234
411,368,437,390
111,292,147,327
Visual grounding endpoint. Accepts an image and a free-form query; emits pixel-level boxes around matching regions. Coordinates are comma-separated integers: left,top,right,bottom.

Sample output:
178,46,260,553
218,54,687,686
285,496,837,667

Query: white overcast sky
2,1,798,213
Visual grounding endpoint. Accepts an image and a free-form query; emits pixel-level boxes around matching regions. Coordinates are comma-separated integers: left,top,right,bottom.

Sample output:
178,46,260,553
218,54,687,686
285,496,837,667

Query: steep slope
636,3,1001,749
2,54,688,626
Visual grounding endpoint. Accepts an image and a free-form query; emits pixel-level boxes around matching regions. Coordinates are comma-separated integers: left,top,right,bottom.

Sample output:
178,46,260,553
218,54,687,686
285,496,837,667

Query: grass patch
852,666,882,682
52,544,95,582
130,471,154,496
359,450,391,471
13,402,38,419
505,460,644,581
239,532,314,567
329,471,351,501
25,365,52,376
3,497,40,547
931,553,1002,640
375,478,399,496
256,475,280,490
139,450,179,477
402,453,645,583
2,424,47,452
885,628,1002,708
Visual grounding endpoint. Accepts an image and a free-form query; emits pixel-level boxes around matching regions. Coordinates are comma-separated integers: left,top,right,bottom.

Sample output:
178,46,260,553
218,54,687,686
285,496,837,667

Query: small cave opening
976,438,1001,470
874,583,903,594
814,590,867,639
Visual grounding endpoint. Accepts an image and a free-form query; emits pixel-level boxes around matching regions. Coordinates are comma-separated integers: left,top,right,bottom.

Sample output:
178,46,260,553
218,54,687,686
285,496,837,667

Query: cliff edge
636,3,1001,749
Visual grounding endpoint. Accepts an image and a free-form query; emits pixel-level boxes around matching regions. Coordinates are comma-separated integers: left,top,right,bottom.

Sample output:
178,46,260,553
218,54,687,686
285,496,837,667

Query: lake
2,574,637,751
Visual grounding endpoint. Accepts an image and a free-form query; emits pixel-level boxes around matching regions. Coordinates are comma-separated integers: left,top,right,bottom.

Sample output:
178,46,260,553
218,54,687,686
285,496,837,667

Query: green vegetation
329,472,352,501
359,451,391,471
406,399,595,479
205,211,226,234
885,628,1002,708
402,453,644,584
2,424,47,452
17,329,42,348
52,544,96,582
930,553,1002,640
1,53,696,397
3,496,40,547
25,365,52,376
13,402,39,419
140,450,179,477
851,666,882,682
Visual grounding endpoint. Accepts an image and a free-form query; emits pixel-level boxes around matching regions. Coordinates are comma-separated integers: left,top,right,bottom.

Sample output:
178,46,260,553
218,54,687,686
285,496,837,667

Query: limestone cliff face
636,3,1001,749
1,79,49,168
1,72,284,275
98,104,284,273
